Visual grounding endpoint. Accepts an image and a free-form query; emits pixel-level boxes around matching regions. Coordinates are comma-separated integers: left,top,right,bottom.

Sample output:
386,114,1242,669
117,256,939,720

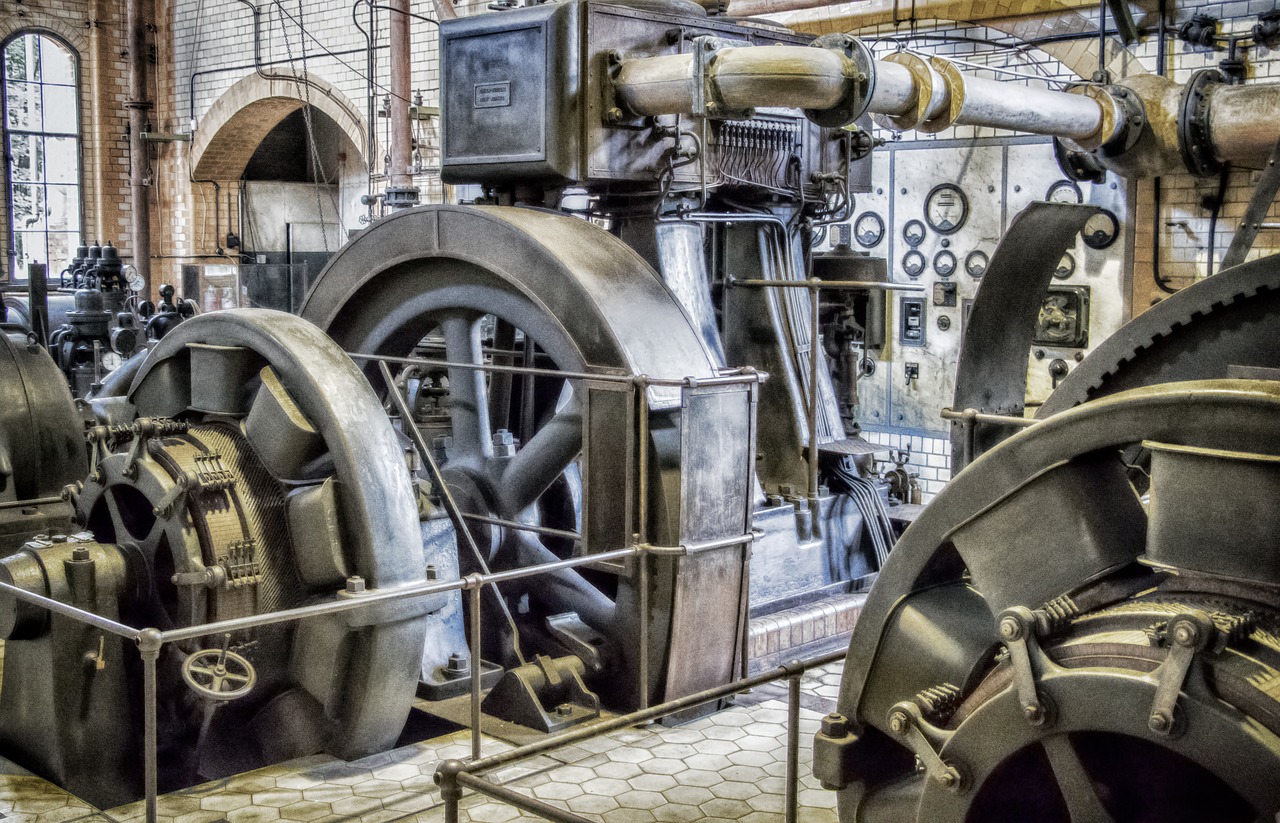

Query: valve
181,634,256,702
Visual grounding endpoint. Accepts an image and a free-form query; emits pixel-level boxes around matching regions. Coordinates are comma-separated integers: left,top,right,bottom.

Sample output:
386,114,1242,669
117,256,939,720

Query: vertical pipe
785,670,801,823
469,583,483,761
387,0,419,208
139,629,162,823
126,0,152,294
636,378,651,712
807,282,821,503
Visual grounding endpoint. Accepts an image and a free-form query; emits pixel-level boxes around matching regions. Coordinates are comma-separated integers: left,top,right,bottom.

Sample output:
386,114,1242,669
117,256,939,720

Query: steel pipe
1209,81,1280,169
616,43,1113,144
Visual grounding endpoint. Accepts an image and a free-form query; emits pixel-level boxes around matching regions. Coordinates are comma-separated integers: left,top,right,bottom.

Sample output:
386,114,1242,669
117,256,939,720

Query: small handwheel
182,647,256,702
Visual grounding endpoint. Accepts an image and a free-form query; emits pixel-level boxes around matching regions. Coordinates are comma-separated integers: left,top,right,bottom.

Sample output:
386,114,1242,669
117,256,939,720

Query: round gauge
965,250,989,278
924,183,969,235
903,250,927,278
1054,251,1077,280
1082,209,1120,249
1046,180,1084,204
854,212,886,248
102,352,123,373
933,250,957,278
124,264,145,292
902,219,926,248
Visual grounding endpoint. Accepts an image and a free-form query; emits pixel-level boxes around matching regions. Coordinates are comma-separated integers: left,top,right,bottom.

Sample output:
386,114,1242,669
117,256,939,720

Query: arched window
3,32,81,281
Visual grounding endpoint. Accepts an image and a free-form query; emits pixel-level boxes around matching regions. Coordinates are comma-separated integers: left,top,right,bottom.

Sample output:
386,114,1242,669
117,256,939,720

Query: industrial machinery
0,310,437,806
2,0,1280,807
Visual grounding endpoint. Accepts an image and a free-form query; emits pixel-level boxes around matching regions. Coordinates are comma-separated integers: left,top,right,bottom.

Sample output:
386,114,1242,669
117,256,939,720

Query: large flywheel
301,205,753,709
0,310,437,803
817,379,1280,822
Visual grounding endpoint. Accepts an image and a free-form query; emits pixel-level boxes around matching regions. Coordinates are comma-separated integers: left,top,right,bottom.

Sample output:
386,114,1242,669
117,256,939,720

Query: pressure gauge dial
1054,251,1077,280
903,219,926,248
1082,209,1119,249
854,212,886,248
924,183,969,234
903,250,927,278
1046,180,1083,204
933,250,957,278
965,250,989,278
124,264,145,293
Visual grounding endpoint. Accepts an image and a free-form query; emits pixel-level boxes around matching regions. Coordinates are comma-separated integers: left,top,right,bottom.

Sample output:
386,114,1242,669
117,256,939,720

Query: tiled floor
1,664,846,823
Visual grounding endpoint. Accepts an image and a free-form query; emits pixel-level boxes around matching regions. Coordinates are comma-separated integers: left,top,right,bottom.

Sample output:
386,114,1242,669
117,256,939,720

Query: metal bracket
998,606,1051,726
1220,133,1280,271
1148,610,1214,735
887,702,963,790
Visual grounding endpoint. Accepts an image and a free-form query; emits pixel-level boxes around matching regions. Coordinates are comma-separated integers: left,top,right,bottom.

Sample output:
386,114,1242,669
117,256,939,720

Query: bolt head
1023,704,1044,724
70,546,91,562
556,703,573,717
1149,711,1171,733
1173,621,1199,647
999,616,1022,641
889,711,908,734
937,770,956,788
821,713,850,738
345,575,367,594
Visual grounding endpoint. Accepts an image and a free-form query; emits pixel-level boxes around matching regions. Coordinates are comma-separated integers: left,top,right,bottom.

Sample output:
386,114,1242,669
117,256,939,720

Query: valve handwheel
182,645,256,701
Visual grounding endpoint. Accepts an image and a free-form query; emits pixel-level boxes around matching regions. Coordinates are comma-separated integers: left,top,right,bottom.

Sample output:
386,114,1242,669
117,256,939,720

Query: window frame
1,29,86,283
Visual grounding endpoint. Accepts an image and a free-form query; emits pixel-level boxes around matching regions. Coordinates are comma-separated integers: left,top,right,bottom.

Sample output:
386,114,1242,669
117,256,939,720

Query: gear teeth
914,683,962,727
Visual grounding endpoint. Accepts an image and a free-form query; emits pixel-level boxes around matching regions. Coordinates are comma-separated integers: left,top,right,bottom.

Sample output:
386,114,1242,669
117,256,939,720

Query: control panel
834,137,1132,436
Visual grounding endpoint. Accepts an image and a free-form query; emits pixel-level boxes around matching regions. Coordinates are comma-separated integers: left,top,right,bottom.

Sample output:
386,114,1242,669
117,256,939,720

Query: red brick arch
191,73,370,180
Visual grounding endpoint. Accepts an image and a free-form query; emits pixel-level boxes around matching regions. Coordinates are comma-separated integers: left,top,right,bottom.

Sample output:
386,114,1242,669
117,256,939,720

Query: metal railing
0,349,767,823
434,649,846,823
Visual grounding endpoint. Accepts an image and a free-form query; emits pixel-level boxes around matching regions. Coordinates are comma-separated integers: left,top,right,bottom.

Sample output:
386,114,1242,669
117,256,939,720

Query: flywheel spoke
1042,735,1117,823
440,313,492,461
510,531,616,632
497,400,583,517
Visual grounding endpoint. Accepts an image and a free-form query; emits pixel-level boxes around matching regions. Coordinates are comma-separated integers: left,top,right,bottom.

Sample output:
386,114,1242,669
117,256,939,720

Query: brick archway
191,73,370,180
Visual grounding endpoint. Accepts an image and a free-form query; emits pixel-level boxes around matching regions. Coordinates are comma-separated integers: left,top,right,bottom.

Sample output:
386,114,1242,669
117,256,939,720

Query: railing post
468,579,483,761
785,662,802,823
435,759,465,823
138,628,163,823
638,544,650,712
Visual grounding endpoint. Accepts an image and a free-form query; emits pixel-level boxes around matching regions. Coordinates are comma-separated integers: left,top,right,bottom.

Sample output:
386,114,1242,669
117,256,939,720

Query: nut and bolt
1149,711,1172,733
555,703,573,717
70,546,91,562
1172,620,1199,647
492,429,517,457
821,713,850,738
1023,704,1045,724
999,616,1023,642
888,710,909,734
446,652,470,674
345,575,367,594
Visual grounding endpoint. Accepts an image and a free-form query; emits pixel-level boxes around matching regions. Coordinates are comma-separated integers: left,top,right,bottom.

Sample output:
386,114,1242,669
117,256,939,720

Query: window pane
45,137,76,183
42,85,76,134
8,133,43,181
4,36,36,83
5,80,40,130
12,183,46,231
46,185,79,231
13,231,47,269
39,37,74,86
47,232,77,271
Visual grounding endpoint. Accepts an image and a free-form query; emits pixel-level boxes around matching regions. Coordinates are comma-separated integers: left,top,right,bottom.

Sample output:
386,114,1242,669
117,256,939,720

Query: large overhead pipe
385,0,420,210
612,34,1280,178
124,0,152,293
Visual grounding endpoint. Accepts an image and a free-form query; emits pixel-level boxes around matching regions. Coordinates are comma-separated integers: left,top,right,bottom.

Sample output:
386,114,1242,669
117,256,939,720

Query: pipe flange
1097,84,1145,156
804,34,875,129
871,52,934,133
1052,138,1107,184
1178,68,1225,178
1056,83,1126,153
916,57,965,134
